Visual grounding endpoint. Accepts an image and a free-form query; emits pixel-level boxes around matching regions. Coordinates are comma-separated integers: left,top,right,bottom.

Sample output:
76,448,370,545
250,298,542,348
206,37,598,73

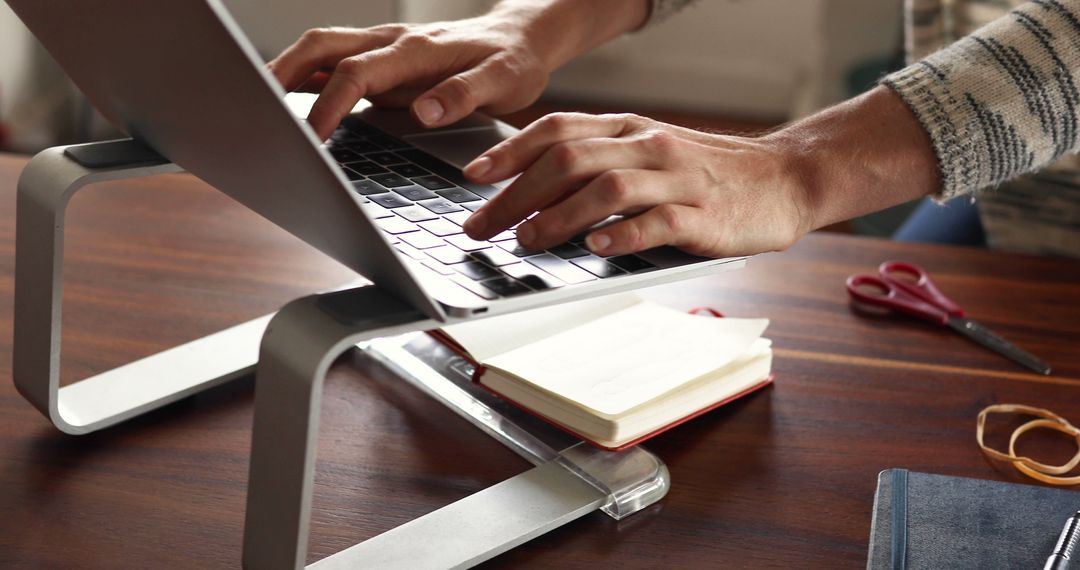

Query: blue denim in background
892,196,987,247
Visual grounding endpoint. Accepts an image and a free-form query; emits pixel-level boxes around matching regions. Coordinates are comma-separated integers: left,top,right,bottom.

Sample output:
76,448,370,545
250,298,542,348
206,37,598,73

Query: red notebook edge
424,330,773,452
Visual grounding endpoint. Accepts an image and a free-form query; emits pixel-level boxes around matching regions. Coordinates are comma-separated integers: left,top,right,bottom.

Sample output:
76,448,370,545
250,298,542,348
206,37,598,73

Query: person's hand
460,112,816,258
268,1,652,140
268,17,552,140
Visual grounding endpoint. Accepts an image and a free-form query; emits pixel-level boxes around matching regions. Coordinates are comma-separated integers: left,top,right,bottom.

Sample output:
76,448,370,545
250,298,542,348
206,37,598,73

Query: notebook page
440,292,642,362
485,302,768,416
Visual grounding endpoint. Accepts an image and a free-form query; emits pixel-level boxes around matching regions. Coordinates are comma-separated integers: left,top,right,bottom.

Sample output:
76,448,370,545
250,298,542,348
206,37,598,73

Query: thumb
411,58,511,128
586,204,704,257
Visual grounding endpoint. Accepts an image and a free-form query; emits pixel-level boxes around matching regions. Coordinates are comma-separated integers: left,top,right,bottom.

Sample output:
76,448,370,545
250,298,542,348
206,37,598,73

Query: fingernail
464,211,487,236
516,223,535,246
464,156,493,179
415,98,444,125
586,232,611,253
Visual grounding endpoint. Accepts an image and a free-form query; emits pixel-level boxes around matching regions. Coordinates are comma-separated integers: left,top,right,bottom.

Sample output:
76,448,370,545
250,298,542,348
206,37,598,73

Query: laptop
6,0,747,322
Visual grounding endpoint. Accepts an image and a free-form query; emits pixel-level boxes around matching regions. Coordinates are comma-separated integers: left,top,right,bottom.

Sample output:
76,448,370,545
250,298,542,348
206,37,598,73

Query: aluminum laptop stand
12,140,671,569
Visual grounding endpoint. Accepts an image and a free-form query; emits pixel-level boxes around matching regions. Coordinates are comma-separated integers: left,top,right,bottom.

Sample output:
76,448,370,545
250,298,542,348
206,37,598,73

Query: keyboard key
360,202,394,219
395,205,439,222
548,242,590,259
329,128,361,143
449,274,498,300
567,232,589,244
444,211,473,226
369,173,413,188
390,163,430,178
607,254,657,273
366,134,411,150
341,167,364,181
501,262,565,290
497,239,540,257
462,200,486,212
330,147,362,162
364,151,406,165
345,161,389,176
435,187,481,203
352,179,388,195
524,253,597,284
571,256,626,278
421,259,455,276
418,218,464,236
392,185,439,202
480,276,532,297
488,230,516,242
394,242,427,260
369,192,412,209
394,148,501,198
417,197,463,214
426,245,471,265
469,248,519,267
414,175,455,190
445,234,492,252
399,230,445,250
454,261,501,281
376,217,419,234
344,140,381,154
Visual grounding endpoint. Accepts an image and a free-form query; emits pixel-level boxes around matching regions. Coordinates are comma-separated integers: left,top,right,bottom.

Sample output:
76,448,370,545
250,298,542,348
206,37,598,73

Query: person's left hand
461,112,815,258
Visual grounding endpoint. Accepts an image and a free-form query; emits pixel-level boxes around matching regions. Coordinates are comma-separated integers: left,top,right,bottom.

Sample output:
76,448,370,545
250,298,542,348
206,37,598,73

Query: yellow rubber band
976,403,1080,486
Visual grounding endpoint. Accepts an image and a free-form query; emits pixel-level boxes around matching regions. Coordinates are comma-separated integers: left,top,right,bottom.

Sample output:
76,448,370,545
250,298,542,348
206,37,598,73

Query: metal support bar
11,140,278,434
243,286,670,569
12,140,672,569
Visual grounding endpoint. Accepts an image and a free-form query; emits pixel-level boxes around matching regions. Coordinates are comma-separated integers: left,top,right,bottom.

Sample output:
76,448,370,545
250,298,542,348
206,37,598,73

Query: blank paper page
486,302,768,416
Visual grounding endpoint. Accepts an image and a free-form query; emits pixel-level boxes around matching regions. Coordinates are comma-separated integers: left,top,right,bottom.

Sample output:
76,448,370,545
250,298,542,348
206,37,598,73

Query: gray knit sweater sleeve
883,0,1080,198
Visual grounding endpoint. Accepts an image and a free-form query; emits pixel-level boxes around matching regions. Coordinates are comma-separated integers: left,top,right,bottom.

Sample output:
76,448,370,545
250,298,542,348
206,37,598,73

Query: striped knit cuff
882,62,981,200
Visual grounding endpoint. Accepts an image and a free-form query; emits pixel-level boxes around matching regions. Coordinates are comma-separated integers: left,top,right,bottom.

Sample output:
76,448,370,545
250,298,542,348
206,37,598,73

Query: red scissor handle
878,261,965,317
845,274,952,326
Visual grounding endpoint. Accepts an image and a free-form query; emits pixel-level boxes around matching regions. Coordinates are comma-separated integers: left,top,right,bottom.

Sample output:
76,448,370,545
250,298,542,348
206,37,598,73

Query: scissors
846,261,1051,375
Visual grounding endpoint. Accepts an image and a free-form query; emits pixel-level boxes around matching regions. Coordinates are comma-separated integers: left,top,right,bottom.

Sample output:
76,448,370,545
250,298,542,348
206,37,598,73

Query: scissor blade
947,317,1052,375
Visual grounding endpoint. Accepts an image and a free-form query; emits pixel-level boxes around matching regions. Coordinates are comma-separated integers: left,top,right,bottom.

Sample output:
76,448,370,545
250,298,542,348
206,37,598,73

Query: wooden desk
0,152,1077,569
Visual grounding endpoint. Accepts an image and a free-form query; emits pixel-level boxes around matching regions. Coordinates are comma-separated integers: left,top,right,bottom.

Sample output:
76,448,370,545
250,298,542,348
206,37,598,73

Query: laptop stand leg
13,141,273,434
243,286,671,569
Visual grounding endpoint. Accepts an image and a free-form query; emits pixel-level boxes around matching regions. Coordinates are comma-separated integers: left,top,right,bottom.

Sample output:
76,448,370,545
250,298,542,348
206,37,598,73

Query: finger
368,85,429,108
268,27,399,91
585,204,705,256
464,136,663,240
410,57,517,128
515,169,686,251
463,113,631,182
307,46,445,140
293,71,332,93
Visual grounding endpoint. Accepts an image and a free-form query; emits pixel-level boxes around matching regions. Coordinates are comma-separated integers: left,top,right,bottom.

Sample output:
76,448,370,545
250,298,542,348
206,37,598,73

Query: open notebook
433,293,773,450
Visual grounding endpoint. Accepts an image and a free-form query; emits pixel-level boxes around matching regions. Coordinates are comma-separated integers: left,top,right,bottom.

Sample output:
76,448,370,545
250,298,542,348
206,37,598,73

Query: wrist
766,86,940,233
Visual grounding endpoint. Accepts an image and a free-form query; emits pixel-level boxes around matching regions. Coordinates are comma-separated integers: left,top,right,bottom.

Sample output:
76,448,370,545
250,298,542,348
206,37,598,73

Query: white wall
402,0,902,120
0,0,902,149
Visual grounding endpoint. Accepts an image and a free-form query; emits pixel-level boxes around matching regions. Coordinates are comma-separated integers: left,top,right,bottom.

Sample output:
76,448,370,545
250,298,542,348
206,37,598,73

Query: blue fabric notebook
868,469,1080,569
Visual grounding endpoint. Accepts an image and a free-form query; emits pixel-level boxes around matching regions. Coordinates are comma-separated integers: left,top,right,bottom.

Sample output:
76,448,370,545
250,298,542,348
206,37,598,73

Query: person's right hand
267,16,554,140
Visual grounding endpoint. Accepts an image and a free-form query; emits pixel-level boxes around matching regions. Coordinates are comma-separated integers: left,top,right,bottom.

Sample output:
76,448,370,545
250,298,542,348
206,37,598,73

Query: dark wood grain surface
0,152,1077,569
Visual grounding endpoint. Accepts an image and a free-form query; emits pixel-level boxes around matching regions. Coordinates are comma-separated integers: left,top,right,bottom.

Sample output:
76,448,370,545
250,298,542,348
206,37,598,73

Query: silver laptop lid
6,0,444,319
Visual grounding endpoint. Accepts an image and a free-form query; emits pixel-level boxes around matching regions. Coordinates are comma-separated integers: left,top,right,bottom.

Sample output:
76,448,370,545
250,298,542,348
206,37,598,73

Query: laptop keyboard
327,118,659,301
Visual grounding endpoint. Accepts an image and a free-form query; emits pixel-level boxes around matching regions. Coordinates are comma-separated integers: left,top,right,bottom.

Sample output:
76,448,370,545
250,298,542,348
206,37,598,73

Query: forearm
769,85,940,233
489,0,650,71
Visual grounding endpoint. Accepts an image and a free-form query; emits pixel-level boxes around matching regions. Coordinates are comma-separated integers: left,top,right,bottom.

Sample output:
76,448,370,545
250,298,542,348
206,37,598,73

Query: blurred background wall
0,0,906,232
